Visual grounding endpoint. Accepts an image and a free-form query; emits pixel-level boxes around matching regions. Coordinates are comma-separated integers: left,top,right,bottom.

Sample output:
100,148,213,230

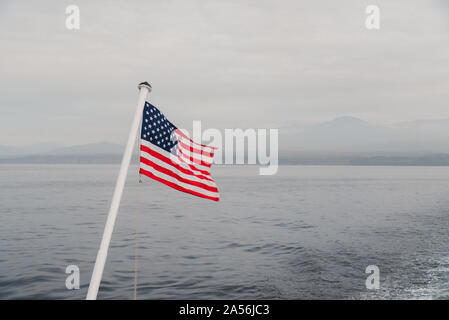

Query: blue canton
141,102,178,153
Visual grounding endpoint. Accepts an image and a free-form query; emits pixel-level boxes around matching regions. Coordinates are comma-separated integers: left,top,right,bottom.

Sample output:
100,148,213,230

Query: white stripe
177,151,212,172
175,133,216,153
177,145,213,165
140,163,219,198
140,150,218,188
177,143,214,163
141,139,211,175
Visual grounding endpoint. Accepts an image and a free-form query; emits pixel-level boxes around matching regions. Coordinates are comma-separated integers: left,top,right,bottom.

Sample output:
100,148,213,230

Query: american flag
139,102,219,201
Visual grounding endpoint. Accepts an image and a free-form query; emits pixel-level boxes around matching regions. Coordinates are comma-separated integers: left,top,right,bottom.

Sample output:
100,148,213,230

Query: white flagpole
86,82,152,300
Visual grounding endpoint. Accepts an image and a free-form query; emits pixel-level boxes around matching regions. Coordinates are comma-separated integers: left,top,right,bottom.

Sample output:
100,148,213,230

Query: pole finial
138,82,152,92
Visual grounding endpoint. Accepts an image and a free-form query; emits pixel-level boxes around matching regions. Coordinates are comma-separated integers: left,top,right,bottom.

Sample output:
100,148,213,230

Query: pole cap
138,81,152,92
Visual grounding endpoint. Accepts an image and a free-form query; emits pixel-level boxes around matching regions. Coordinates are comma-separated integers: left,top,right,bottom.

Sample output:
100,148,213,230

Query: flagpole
86,82,152,300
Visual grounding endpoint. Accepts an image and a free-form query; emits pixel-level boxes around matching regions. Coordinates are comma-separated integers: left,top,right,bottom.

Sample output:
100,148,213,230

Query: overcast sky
1,0,448,146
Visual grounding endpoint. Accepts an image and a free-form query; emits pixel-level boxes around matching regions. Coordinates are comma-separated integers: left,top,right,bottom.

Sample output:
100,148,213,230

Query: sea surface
1,164,449,300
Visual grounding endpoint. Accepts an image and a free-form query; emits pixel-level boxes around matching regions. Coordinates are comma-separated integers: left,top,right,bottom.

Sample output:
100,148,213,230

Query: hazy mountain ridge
285,116,449,154
0,142,124,157
3,116,449,164
48,142,124,155
0,142,126,163
0,143,63,157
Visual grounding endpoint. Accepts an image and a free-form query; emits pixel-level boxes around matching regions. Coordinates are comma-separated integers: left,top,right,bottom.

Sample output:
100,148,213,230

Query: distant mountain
0,143,63,157
4,115,449,165
290,116,396,152
0,145,22,157
0,142,126,163
286,116,449,154
396,118,449,127
48,142,124,155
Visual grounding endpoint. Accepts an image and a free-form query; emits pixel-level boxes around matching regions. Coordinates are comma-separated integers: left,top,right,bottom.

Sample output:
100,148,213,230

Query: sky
1,0,448,146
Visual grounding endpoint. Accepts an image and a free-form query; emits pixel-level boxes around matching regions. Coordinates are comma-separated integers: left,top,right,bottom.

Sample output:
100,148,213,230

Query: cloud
0,0,448,146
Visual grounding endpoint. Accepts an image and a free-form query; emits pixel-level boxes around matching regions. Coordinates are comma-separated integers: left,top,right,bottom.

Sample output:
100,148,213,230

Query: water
1,164,449,300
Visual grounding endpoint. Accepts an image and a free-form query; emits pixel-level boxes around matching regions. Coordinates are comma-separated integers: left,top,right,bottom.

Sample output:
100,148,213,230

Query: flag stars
142,104,178,152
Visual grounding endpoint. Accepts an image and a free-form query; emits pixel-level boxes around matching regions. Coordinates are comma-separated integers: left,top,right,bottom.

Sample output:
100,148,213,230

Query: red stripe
176,155,212,176
178,147,212,168
140,144,212,179
178,139,214,158
140,156,218,192
175,129,217,150
140,168,219,202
